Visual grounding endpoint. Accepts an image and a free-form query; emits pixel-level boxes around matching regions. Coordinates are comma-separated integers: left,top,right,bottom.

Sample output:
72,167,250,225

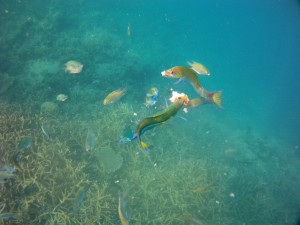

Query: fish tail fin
140,140,148,149
187,97,207,108
208,91,223,108
137,131,151,153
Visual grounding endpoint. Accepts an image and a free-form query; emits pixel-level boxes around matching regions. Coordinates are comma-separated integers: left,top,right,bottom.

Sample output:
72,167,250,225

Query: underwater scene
1,0,300,224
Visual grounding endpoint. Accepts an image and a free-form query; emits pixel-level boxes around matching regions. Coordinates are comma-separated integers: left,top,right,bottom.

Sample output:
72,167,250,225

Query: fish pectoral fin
160,122,168,125
175,77,185,84
177,116,187,121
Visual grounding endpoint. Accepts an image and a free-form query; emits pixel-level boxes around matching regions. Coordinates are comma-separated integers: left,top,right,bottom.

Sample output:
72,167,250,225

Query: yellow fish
161,66,222,108
187,61,210,76
118,190,130,225
103,89,126,105
192,182,214,193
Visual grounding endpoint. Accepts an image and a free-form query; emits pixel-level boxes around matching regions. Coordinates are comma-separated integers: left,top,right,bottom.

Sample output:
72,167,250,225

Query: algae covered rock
94,148,123,173
40,101,59,115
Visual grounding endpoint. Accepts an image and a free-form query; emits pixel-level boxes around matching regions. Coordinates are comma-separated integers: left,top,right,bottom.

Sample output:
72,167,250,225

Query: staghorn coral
94,148,123,174
0,102,118,224
0,100,295,225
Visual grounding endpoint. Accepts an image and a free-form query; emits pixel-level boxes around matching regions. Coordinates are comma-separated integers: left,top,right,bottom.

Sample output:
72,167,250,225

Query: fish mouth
161,70,167,76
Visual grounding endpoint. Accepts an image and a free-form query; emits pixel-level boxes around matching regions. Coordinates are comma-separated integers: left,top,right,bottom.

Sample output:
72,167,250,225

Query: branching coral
0,99,295,225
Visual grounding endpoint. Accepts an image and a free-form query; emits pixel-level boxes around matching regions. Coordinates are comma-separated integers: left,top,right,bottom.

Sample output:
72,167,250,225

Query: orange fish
192,182,214,193
103,89,126,105
161,66,222,108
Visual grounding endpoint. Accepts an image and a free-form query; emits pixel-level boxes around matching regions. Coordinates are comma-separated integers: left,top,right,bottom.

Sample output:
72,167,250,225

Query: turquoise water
0,0,300,224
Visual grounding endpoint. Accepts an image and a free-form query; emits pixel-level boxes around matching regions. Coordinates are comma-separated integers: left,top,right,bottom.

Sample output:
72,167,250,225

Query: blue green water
0,0,300,224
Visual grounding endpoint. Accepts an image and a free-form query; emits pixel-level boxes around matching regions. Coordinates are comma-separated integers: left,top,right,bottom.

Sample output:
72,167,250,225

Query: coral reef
0,102,119,224
0,85,299,225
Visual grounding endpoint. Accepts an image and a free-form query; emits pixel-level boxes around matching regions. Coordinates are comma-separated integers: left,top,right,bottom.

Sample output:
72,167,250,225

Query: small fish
65,60,83,74
0,213,17,219
192,182,214,193
85,128,95,152
127,23,131,37
12,154,23,172
103,89,126,105
119,123,136,144
187,61,210,76
161,66,222,108
73,185,89,214
56,94,68,102
118,190,130,225
17,137,32,150
41,124,51,140
183,215,206,225
145,87,159,107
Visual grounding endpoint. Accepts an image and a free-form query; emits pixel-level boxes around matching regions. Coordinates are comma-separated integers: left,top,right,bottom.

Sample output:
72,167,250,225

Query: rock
40,101,59,115
94,148,123,173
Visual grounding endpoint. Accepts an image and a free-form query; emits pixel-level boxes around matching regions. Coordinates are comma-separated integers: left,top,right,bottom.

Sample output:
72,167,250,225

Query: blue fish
18,137,32,150
119,123,136,144
73,185,89,214
145,87,159,107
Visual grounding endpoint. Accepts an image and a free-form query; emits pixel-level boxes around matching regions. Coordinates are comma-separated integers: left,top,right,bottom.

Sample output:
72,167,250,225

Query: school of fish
3,57,222,224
